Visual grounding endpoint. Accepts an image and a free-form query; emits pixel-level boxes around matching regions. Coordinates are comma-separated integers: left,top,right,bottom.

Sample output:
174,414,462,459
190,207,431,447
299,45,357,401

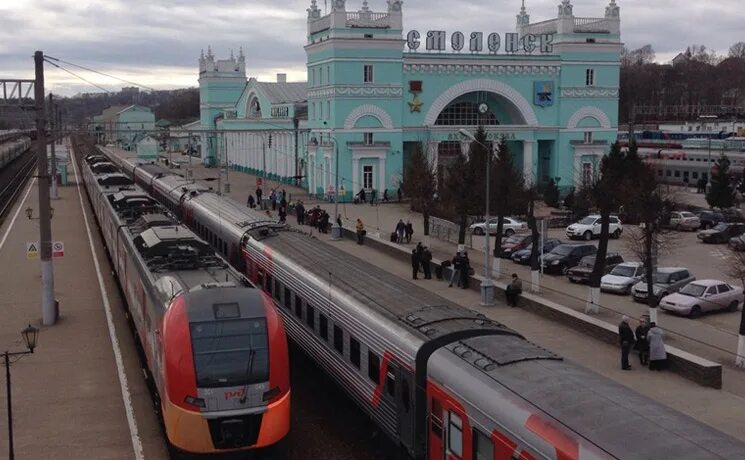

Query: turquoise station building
198,0,622,198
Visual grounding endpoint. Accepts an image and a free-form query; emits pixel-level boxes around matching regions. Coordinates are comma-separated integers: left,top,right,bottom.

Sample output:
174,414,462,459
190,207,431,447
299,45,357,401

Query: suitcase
390,232,397,242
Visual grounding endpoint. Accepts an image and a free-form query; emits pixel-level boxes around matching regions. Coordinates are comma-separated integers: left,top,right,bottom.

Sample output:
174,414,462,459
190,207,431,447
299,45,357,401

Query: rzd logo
224,389,246,400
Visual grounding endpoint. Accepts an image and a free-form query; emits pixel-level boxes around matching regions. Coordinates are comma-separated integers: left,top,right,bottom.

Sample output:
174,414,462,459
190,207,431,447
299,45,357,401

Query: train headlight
262,386,281,402
184,395,206,408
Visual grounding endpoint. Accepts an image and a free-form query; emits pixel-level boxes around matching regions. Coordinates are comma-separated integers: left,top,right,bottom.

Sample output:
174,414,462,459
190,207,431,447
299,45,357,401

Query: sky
0,0,743,96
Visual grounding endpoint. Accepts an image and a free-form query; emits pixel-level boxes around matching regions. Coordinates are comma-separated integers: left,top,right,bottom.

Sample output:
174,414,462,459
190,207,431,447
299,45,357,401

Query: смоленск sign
406,30,554,54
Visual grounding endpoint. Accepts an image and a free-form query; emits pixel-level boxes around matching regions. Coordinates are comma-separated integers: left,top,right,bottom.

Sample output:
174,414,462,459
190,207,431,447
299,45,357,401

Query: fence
429,216,473,248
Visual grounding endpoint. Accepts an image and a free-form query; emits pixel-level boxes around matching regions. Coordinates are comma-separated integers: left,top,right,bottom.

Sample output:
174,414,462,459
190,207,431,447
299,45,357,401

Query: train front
160,287,290,454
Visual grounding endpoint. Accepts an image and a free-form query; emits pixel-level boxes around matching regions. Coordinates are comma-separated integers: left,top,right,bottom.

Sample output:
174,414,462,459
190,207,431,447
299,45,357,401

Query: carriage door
395,367,415,454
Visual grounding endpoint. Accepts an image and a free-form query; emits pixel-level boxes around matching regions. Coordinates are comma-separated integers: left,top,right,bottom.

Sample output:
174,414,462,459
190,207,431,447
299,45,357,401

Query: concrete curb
343,228,723,389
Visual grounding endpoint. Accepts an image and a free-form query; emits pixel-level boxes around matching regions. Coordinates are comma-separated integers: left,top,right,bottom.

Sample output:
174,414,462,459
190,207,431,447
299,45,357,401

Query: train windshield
190,318,269,388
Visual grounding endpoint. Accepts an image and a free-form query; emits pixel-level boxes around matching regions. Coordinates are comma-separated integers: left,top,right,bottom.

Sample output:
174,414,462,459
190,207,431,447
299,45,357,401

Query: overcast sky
1,0,742,96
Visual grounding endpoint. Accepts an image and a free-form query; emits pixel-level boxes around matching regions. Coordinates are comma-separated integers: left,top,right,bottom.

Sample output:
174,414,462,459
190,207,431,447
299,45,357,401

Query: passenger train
75,139,290,455
0,136,31,169
101,145,745,459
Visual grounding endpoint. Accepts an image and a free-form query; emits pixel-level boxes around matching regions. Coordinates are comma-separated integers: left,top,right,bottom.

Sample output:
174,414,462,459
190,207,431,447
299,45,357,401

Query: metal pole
481,144,495,306
6,351,13,460
49,94,58,199
34,51,56,326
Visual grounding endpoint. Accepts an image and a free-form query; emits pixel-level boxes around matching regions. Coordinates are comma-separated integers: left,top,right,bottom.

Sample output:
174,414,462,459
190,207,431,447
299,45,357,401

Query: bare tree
490,137,525,278
729,42,745,59
402,142,437,243
524,185,542,292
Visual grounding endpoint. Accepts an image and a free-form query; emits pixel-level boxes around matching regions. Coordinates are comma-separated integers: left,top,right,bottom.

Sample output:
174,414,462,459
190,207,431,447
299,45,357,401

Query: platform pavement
0,153,168,458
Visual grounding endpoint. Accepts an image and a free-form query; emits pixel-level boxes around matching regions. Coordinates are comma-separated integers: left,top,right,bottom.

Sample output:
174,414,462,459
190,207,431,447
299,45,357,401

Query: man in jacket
396,219,406,243
449,252,462,287
411,249,421,280
421,247,432,279
634,317,650,366
618,316,635,370
505,273,522,307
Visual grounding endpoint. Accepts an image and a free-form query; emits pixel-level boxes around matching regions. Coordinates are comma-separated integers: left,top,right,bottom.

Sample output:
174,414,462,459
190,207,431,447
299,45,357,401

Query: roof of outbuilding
253,81,307,104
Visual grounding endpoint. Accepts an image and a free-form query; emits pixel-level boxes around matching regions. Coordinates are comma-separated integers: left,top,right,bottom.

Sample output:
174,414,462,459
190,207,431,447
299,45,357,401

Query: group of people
695,177,709,194
393,219,415,244
293,201,338,234
447,251,471,289
355,187,403,205
618,316,667,371
410,242,433,280
248,187,289,222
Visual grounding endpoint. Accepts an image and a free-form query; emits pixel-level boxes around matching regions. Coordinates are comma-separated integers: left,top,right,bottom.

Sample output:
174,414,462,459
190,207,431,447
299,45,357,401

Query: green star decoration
408,94,423,113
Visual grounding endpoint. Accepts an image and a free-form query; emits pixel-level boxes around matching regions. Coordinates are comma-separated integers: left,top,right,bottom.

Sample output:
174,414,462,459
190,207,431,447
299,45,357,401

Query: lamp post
4,324,40,460
459,128,495,306
329,135,342,240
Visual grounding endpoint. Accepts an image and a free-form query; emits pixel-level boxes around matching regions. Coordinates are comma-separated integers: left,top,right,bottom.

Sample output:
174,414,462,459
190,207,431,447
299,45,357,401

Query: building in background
198,0,622,196
92,104,156,149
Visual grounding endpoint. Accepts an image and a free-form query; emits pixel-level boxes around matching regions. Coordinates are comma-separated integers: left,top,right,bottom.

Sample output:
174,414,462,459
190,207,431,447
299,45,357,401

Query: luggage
390,232,397,242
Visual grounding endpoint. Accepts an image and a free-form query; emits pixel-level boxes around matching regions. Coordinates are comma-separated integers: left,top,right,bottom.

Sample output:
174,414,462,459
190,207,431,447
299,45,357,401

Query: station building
198,0,622,198
92,104,156,149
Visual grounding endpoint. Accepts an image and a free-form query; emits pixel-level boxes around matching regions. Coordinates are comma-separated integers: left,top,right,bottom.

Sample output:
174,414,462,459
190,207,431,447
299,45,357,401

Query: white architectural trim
424,79,539,127
566,106,612,130
344,104,394,130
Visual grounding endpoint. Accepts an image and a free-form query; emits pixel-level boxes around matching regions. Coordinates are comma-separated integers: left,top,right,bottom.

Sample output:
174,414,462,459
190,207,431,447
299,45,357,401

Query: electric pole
34,51,56,326
49,93,58,199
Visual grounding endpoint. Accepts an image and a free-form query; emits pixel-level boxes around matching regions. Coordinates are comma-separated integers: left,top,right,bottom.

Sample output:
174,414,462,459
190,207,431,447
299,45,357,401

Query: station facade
198,0,622,198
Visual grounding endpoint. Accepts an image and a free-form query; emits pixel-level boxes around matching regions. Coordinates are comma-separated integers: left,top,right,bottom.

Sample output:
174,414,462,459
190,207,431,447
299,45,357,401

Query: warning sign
52,241,65,258
26,242,39,260
339,184,345,196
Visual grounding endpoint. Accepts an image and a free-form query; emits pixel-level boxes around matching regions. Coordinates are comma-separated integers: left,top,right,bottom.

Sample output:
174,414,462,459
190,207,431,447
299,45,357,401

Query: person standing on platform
618,316,635,370
356,218,365,245
505,273,522,307
421,247,432,279
383,189,389,202
278,206,287,223
396,219,406,243
459,252,470,289
648,322,667,370
411,249,421,280
296,201,305,225
270,189,277,210
358,188,366,204
370,188,377,206
449,252,462,287
397,187,402,202
247,194,255,209
405,220,414,243
337,214,343,230
256,187,263,209
635,317,650,366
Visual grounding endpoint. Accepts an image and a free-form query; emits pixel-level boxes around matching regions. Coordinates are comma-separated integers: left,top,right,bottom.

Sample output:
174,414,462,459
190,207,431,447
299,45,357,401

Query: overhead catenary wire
44,55,157,92
43,58,112,94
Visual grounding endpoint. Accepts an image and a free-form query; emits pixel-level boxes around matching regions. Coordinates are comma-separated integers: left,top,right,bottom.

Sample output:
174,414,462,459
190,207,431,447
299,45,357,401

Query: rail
0,151,37,224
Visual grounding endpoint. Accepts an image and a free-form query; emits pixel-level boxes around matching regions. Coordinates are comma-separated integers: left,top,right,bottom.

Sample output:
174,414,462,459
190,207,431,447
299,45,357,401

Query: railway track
0,151,37,225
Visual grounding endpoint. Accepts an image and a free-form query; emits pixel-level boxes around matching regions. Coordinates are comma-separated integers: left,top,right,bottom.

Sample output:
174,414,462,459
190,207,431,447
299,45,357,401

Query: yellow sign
26,242,39,260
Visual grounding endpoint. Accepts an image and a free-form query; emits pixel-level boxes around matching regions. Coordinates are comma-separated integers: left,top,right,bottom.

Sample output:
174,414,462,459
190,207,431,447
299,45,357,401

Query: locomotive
76,143,290,455
104,147,745,460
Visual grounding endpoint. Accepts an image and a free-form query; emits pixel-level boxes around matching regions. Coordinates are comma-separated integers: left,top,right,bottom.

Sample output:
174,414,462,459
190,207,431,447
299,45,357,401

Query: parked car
668,211,701,231
729,234,745,251
697,222,745,244
659,280,742,318
697,211,725,230
540,243,597,275
469,217,527,236
511,239,563,265
600,262,645,294
565,215,623,241
497,233,532,258
566,253,624,284
631,267,695,304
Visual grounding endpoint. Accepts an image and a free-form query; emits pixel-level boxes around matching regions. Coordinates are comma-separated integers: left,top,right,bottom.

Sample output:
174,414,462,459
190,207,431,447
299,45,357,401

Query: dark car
697,211,725,230
566,253,624,283
511,239,562,265
497,233,532,258
539,243,597,275
697,222,745,244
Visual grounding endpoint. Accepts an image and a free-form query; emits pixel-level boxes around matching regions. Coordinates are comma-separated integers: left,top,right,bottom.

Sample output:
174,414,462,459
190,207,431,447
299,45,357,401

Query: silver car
669,211,701,231
659,280,743,318
631,267,695,303
469,217,527,236
600,262,644,294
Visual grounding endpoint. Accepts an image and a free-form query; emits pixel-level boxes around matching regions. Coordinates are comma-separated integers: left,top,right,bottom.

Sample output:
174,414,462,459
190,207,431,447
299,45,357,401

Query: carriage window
430,398,443,438
368,351,380,383
294,296,302,319
349,337,360,368
448,412,463,457
333,325,344,354
319,313,328,341
294,294,301,311
473,429,494,460
385,371,395,398
284,287,291,309
274,279,281,300
306,304,315,329
265,274,272,294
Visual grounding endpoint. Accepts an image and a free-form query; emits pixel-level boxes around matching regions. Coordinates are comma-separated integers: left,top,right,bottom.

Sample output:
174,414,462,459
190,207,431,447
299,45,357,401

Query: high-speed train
75,141,290,455
103,145,745,460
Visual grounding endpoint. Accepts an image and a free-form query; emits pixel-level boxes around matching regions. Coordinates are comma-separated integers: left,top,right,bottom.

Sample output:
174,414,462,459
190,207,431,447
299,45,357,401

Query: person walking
459,252,470,289
405,221,414,244
411,249,421,280
370,188,377,206
448,252,462,287
356,218,365,245
396,219,406,243
634,317,650,366
358,188,367,204
247,194,255,209
618,316,635,370
336,214,343,229
397,187,402,202
648,322,667,370
270,190,277,210
505,273,522,307
421,247,432,279
256,186,263,209
278,207,287,223
383,189,389,202
296,201,305,225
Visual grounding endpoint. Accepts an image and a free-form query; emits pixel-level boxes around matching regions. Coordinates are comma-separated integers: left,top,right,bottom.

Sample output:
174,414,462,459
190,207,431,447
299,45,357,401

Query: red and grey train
105,147,745,460
76,144,290,454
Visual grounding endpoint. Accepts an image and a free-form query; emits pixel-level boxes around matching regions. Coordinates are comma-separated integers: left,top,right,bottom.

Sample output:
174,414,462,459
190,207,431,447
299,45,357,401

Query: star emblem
408,95,423,113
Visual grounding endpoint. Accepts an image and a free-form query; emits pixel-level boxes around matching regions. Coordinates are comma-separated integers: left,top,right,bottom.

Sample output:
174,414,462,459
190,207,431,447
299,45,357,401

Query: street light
459,128,495,306
4,324,40,460
323,122,342,241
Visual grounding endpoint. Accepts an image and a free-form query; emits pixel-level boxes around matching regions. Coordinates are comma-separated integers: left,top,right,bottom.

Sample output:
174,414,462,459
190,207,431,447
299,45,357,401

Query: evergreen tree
402,142,437,237
491,137,525,257
706,154,737,209
542,178,560,208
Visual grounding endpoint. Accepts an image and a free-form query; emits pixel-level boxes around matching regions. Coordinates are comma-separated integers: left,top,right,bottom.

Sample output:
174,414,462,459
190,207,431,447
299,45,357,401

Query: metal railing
309,15,331,34
429,216,473,248
573,17,611,33
521,19,557,35
346,11,390,28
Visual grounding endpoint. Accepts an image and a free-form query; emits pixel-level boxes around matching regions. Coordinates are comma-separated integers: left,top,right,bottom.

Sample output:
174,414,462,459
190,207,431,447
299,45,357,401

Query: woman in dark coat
459,252,470,289
634,317,650,366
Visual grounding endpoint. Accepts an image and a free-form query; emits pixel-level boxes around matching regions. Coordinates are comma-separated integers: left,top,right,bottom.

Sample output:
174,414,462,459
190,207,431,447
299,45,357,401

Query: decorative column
605,0,621,35
573,150,583,187
379,155,386,192
556,0,574,35
352,157,360,193
522,140,536,185
516,0,530,36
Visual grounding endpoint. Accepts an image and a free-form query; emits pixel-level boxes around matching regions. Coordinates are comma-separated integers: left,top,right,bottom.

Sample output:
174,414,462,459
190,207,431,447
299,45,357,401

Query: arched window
435,101,499,126
247,96,261,118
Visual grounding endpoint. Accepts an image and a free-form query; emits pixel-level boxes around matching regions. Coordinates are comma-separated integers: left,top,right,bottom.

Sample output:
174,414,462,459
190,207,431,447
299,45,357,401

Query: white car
659,280,743,318
469,217,527,236
668,211,701,231
600,262,644,294
566,215,623,241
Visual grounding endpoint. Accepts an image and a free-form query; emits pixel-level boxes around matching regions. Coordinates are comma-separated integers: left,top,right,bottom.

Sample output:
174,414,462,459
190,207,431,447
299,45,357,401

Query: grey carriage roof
264,230,745,459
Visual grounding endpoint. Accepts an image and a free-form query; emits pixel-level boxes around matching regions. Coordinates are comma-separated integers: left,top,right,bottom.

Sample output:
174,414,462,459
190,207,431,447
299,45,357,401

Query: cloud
0,0,742,95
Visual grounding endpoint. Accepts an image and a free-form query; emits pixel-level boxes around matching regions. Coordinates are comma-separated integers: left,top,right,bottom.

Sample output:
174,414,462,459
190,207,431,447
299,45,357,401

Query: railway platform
114,148,745,444
0,145,168,459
